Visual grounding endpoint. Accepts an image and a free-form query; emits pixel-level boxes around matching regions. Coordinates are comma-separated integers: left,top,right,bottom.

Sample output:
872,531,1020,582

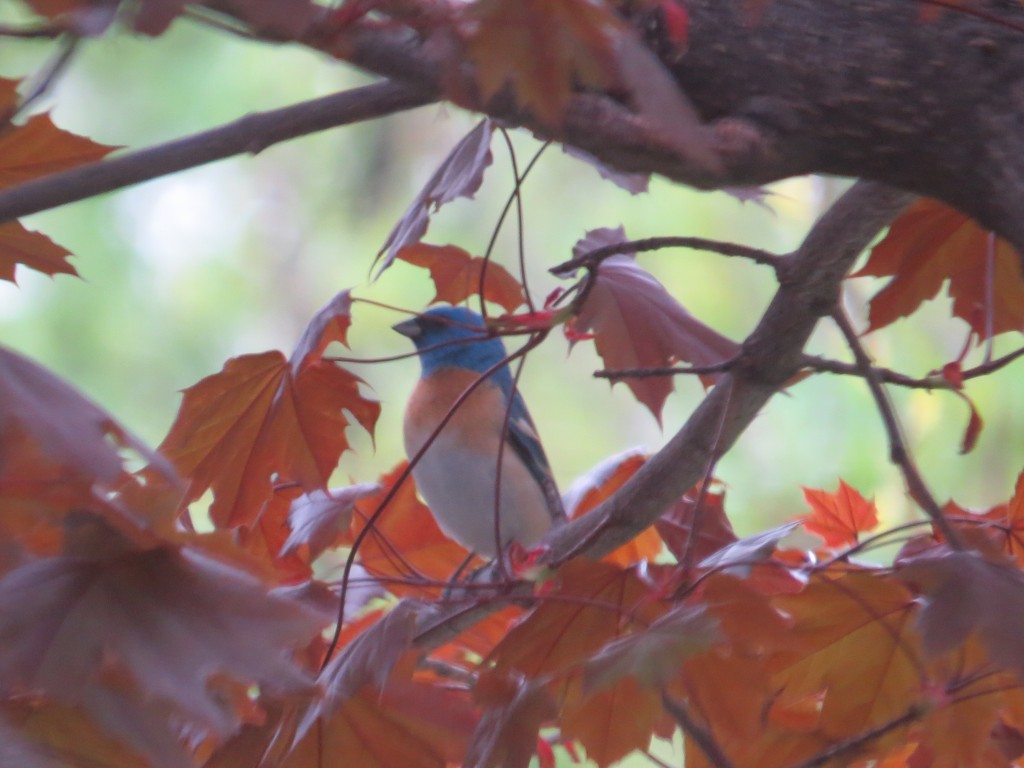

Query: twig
803,345,1024,387
595,359,738,380
0,22,63,38
14,35,80,121
602,345,1024,386
786,706,922,768
830,308,964,549
661,693,735,768
0,80,434,224
550,235,783,276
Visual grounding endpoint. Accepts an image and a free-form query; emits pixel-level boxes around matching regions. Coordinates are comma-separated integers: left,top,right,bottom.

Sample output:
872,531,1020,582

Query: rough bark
322,0,1024,254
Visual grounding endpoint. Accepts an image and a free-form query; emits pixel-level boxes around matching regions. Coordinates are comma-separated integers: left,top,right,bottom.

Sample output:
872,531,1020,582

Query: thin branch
800,354,949,389
661,693,735,768
595,359,739,380
600,344,1024,385
15,35,81,121
787,706,922,768
550,235,783,276
0,22,63,38
830,308,964,549
0,80,434,224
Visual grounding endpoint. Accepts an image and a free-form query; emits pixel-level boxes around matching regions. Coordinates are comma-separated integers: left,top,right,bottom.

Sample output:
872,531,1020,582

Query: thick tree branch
411,180,917,649
306,3,1024,255
0,80,433,224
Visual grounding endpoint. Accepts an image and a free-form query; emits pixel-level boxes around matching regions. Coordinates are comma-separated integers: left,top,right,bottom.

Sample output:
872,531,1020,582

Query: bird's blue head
393,306,511,379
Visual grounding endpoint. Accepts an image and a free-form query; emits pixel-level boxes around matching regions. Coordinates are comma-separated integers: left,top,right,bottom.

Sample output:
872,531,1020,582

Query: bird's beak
392,317,421,339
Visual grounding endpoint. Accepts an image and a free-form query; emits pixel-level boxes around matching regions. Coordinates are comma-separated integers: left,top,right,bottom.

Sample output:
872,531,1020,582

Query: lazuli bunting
393,306,566,557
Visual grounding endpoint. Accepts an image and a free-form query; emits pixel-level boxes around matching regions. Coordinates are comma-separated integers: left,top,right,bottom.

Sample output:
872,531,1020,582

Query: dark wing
504,388,567,525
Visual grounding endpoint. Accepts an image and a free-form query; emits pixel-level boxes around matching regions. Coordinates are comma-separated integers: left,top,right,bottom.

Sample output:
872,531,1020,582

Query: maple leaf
468,673,557,768
854,198,1024,338
488,560,671,766
375,119,494,276
0,520,329,767
567,227,739,421
678,576,796,749
0,221,76,283
654,481,738,565
1,698,150,768
0,113,115,189
290,288,354,368
801,480,879,548
771,571,922,746
698,521,800,575
463,0,624,126
159,352,379,528
296,602,421,740
0,345,174,498
279,483,381,562
562,448,664,566
349,463,478,595
583,604,718,691
397,243,526,313
901,548,1024,679
942,472,1024,567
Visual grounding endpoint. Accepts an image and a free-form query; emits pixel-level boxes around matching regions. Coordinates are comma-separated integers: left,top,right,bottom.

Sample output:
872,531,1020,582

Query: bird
393,306,566,557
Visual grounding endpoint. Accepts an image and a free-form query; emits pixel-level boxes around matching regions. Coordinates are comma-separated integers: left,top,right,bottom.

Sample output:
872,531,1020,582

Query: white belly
406,429,553,557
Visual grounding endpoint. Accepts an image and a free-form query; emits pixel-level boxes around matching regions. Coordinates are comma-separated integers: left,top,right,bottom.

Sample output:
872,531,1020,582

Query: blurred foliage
1,8,1022,583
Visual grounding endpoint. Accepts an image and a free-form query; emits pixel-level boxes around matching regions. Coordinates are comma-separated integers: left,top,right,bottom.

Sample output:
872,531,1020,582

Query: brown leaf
1,698,151,768
699,521,800,575
563,448,664,566
0,113,116,189
0,345,172,491
349,463,478,596
901,548,1024,678
583,604,718,692
398,243,526,313
280,483,380,562
568,227,739,421
468,674,556,768
296,602,421,739
159,352,379,528
0,221,76,284
0,522,328,766
289,288,353,369
376,119,494,276
855,198,1024,338
654,481,737,565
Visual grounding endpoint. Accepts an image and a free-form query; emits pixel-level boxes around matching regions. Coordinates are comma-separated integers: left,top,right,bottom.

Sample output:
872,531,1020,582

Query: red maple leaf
397,243,526,313
801,480,879,548
854,198,1024,338
568,227,738,421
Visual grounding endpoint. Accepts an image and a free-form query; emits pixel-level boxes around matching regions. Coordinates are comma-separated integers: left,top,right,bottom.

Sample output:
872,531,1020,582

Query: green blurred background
2,8,1023,546
3,8,1024,766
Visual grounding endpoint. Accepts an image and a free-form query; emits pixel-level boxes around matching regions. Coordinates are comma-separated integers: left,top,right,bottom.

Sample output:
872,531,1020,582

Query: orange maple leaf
771,572,921,746
398,243,526,313
488,560,670,765
801,480,879,548
348,463,479,596
0,78,115,283
564,450,664,566
855,198,1024,338
159,352,379,528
